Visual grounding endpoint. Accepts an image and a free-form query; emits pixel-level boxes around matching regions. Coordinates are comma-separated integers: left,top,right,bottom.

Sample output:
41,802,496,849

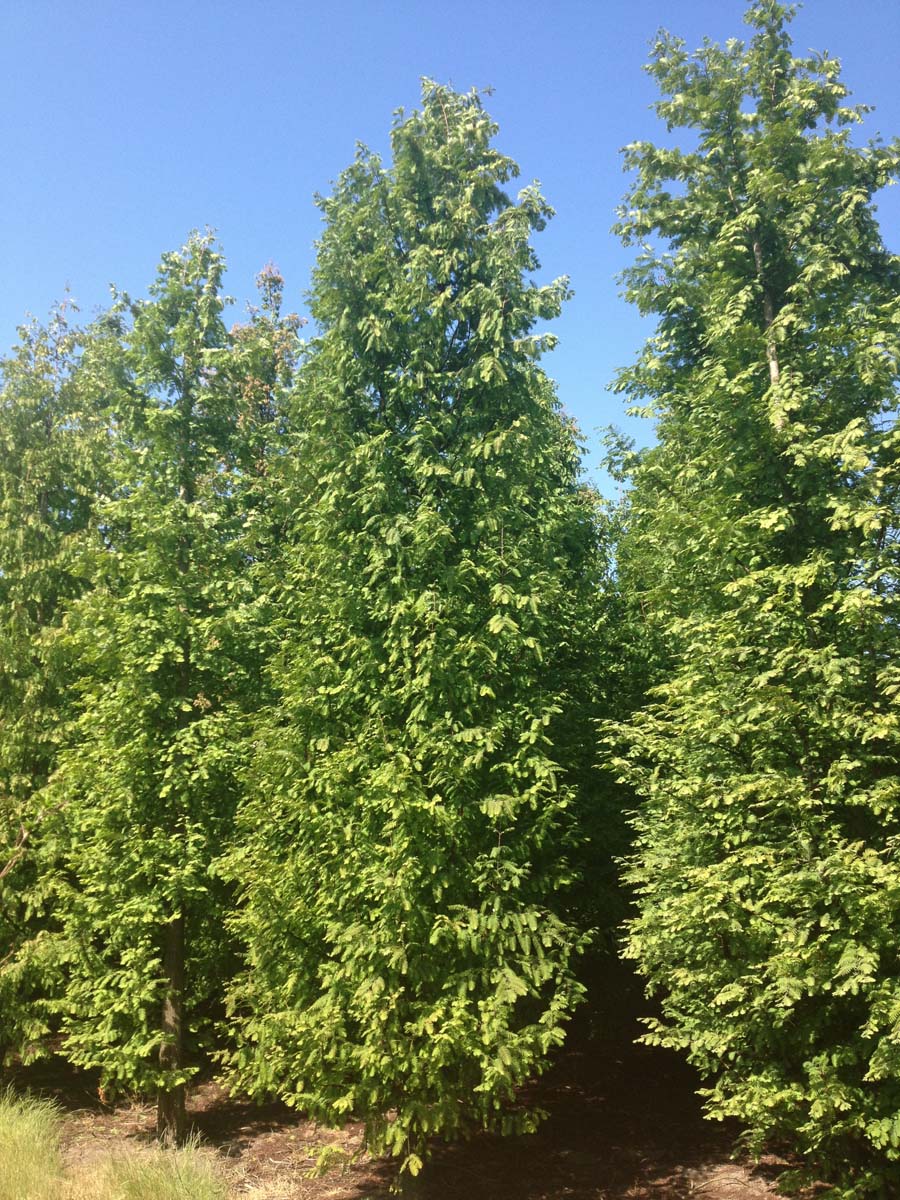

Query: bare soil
6,969,812,1199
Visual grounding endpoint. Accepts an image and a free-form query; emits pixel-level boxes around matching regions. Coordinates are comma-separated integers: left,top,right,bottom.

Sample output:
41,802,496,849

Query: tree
612,4,900,1194
225,82,611,1181
47,236,297,1142
0,303,109,1062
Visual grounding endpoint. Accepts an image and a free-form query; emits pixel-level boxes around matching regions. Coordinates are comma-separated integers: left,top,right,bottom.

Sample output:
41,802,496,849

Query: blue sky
1,1,898,487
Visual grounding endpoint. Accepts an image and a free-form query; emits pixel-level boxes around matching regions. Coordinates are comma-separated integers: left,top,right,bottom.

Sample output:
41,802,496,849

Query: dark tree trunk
752,235,781,388
155,369,196,1147
156,911,186,1144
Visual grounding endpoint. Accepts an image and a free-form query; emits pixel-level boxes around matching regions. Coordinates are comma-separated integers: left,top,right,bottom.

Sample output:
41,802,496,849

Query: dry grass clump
0,1088,227,1200
67,1140,228,1200
0,1088,65,1199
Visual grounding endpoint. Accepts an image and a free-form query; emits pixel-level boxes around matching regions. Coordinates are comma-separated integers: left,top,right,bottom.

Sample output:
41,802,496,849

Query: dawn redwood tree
612,4,900,1194
0,305,108,1060
48,237,297,1142
225,83,611,1180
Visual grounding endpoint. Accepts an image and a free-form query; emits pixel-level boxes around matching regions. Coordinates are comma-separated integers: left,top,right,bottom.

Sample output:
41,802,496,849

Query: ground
7,969,817,1199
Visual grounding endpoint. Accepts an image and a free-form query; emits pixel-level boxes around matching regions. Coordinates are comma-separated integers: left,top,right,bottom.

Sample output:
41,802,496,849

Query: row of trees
1,4,899,1195
0,85,622,1179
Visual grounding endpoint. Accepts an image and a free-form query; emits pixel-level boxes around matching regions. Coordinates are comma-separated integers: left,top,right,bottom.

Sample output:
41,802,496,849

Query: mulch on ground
5,967,811,1199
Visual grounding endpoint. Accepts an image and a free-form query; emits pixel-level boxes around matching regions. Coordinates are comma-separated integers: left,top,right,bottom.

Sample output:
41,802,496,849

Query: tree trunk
156,364,195,1147
156,911,186,1144
752,236,781,388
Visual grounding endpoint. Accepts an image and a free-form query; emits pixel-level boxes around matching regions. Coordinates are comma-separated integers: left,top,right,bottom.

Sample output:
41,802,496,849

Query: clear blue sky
2,1,898,486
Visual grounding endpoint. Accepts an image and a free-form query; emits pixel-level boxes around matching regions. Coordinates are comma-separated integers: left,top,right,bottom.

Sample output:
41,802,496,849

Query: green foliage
0,304,110,1062
12,19,900,1185
41,238,297,1118
224,82,612,1170
613,4,900,1195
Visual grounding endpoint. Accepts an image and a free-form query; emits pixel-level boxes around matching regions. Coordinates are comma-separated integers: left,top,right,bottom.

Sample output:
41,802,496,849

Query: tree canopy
223,81,611,1178
612,4,900,1194
1,11,899,1194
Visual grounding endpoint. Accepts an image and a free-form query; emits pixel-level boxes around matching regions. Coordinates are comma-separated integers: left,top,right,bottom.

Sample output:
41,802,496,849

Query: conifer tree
48,237,297,1142
613,5,900,1194
226,83,609,1179
0,304,109,1061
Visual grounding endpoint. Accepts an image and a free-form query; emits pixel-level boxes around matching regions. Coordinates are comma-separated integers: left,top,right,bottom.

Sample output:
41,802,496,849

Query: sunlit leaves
43,237,298,1107
613,5,900,1195
0,302,110,1063
224,82,610,1172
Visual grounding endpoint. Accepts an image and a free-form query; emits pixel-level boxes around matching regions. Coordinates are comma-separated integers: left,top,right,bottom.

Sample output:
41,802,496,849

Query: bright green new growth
7,18,899,1191
0,304,110,1064
225,82,608,1174
613,3,900,1195
41,236,297,1142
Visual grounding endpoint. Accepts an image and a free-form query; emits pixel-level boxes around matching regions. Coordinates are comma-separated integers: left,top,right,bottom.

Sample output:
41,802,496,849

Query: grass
70,1141,228,1200
0,1088,65,1199
0,1088,227,1200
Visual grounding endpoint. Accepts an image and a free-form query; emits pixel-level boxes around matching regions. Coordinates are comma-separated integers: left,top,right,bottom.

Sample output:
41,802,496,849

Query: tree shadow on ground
4,961,796,1199
327,960,792,1200
355,961,765,1200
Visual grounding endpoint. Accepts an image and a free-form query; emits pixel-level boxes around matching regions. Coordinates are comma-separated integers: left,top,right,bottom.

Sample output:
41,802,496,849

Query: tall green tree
0,303,109,1062
48,237,297,1142
613,4,900,1194
225,82,611,1180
